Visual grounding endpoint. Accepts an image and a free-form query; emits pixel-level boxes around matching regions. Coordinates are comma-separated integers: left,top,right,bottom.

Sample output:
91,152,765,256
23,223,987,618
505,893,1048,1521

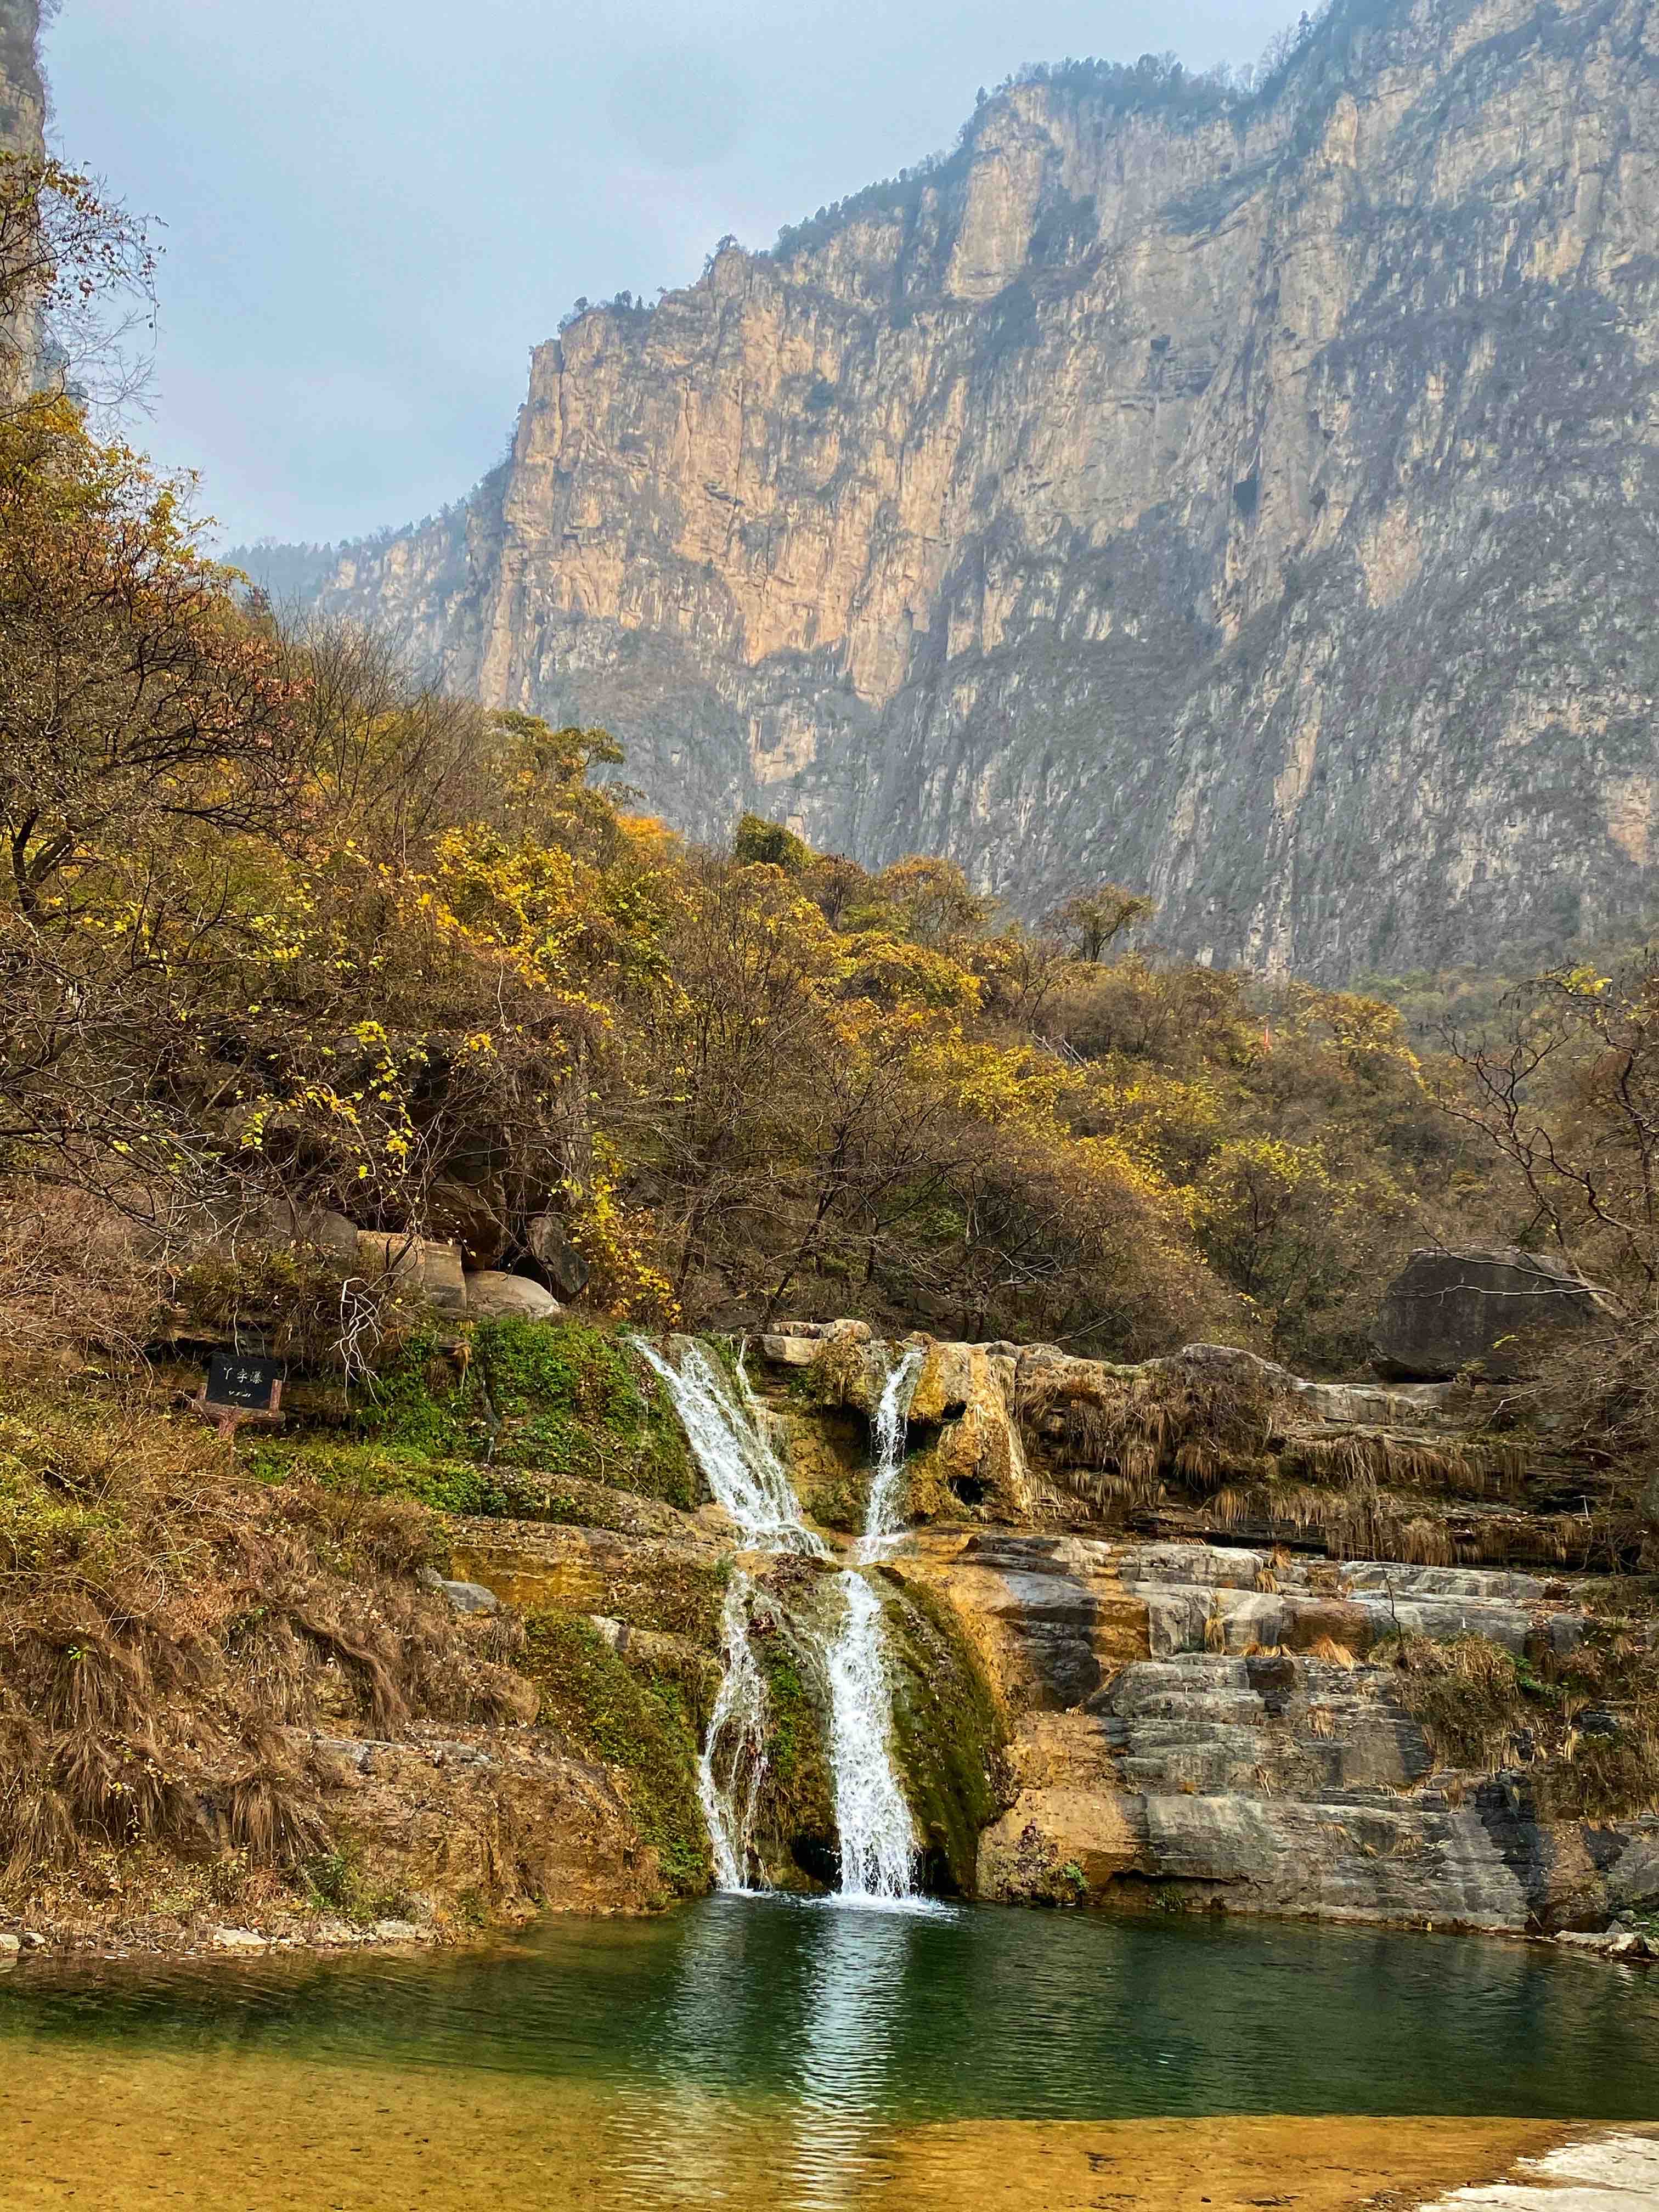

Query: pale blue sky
48,2,1297,548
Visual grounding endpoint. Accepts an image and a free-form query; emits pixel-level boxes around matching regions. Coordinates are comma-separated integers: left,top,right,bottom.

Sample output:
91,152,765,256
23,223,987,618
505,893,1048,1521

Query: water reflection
4,1898,1659,2141
790,1901,916,2205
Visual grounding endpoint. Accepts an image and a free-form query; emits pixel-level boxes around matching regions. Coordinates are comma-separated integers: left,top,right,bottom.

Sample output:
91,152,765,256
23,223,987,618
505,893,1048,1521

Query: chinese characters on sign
193,1350,286,1438
205,1350,284,1412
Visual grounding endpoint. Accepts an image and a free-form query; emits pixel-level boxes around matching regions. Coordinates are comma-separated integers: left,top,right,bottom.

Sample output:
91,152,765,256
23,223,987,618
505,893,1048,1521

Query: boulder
463,1269,560,1322
355,1231,467,1317
417,1567,501,1615
253,1199,360,1263
525,1211,592,1300
427,1176,508,1267
1370,1246,1598,1381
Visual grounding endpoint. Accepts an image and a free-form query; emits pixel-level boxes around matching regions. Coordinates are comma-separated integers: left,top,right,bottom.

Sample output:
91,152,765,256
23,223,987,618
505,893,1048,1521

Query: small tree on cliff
1044,882,1154,963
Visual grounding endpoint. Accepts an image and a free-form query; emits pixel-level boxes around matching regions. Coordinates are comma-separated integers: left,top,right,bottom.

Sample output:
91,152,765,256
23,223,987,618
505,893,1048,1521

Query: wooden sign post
190,1350,286,1442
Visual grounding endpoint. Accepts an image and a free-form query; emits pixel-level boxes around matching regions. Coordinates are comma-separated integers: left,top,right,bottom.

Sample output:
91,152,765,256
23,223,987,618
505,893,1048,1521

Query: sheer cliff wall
312,0,1659,977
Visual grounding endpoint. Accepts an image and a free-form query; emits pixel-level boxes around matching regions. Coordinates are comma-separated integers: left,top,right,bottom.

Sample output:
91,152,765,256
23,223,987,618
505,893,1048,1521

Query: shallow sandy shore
0,2038,1646,2212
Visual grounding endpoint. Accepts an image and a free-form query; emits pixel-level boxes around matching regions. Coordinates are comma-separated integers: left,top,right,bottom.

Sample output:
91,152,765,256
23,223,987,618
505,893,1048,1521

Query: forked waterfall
642,1335,924,1904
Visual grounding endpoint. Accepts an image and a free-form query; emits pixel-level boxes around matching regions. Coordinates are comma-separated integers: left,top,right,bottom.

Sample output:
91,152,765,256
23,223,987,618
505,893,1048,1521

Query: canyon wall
306,0,1659,978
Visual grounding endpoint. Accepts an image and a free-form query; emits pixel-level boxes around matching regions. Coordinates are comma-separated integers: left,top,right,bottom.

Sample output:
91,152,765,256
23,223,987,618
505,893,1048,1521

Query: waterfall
825,1341,926,1903
857,1341,924,1563
641,1333,921,1906
635,1337,826,1556
698,1570,770,1893
824,1569,918,1903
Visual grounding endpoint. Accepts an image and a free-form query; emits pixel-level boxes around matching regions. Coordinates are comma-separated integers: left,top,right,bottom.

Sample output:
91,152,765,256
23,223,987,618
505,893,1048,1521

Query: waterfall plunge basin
3,1899,1658,2211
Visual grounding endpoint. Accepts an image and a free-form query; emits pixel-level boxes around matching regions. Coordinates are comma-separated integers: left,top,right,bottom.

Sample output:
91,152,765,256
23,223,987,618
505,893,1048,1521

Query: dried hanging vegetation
1016,1348,1533,1558
1378,1625,1659,1821
1015,1352,1283,1515
0,1378,535,1906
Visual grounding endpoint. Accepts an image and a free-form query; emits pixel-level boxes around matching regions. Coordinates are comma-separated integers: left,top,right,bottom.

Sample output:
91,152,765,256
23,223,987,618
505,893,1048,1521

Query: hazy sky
47,1,1296,550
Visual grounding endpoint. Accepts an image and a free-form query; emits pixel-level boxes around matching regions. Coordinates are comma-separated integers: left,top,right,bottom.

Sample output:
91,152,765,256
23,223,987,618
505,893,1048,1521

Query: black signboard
205,1350,285,1412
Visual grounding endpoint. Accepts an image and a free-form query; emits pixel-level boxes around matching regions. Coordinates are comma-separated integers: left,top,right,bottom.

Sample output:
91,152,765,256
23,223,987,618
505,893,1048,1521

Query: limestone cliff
0,0,41,156
306,0,1659,977
0,0,45,402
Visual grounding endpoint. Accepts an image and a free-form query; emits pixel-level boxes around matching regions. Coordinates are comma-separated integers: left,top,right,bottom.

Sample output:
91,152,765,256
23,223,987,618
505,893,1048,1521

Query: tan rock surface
313,0,1659,975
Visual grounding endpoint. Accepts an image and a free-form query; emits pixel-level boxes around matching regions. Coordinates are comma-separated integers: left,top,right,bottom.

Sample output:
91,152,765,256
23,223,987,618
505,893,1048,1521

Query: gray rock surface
462,1269,561,1321
1416,2132,1659,2209
1371,1247,1598,1381
953,1531,1643,1931
525,1212,591,1301
417,1568,501,1615
356,1231,467,1317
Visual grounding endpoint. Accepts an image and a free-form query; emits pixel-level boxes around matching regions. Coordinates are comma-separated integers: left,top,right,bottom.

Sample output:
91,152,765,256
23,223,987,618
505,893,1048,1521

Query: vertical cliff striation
0,0,41,156
308,0,1659,978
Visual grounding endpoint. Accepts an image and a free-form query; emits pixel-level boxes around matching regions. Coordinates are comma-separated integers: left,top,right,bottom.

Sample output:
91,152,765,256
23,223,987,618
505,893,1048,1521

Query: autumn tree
1043,882,1154,963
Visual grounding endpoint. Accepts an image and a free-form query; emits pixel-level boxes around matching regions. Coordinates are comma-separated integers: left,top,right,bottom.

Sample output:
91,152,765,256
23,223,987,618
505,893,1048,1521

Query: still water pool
1,1899,1655,2210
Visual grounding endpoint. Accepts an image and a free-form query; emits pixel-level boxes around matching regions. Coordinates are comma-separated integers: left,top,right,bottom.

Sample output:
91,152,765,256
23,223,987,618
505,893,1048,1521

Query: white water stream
697,1569,770,1892
856,1341,924,1563
641,1336,923,1905
823,1568,918,1903
635,1338,826,1556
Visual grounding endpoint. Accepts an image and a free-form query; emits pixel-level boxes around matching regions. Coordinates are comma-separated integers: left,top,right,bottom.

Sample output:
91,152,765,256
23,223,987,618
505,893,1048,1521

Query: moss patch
882,1573,1012,1894
272,1317,695,1514
751,1612,836,1877
477,1319,693,1506
1379,1626,1659,1820
353,1327,481,1455
522,1607,709,1898
777,1408,870,1532
246,1437,688,1541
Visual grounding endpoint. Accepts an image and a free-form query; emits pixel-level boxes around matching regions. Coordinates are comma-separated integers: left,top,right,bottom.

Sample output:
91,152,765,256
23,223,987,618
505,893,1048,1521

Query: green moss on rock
522,1606,710,1898
354,1326,481,1455
882,1573,1012,1895
477,1319,694,1505
268,1317,695,1516
752,1617,837,1874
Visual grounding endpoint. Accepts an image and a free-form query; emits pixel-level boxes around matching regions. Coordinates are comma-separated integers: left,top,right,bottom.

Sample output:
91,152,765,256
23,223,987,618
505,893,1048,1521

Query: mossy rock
313,1318,693,1509
521,1606,710,1898
749,1575,839,1883
882,1572,1013,1895
352,1325,482,1456
246,1437,688,1539
775,1408,871,1532
476,1319,694,1505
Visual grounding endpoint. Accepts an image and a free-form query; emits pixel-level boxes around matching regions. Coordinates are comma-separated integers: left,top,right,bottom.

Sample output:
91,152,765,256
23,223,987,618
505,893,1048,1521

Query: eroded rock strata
304,0,1659,974
396,1321,1658,1938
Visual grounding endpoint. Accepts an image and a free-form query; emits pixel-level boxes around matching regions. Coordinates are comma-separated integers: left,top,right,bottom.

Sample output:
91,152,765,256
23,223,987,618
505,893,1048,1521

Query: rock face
1372,1247,1598,1380
0,0,43,403
895,1531,1653,1932
295,0,1659,976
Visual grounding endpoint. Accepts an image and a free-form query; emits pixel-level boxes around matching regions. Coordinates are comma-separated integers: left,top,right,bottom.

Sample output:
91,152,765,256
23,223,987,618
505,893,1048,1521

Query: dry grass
1018,1352,1284,1517
1306,1635,1357,1669
1277,1432,1525,1504
0,1366,537,1908
0,1185,163,1366
1378,1627,1659,1820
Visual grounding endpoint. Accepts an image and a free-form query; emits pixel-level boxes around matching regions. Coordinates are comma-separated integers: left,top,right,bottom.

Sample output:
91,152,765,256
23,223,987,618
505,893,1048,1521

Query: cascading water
823,1568,918,1903
635,1338,822,1894
857,1341,924,1564
635,1337,826,1556
640,1334,924,1906
823,1341,926,1903
697,1569,769,1893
